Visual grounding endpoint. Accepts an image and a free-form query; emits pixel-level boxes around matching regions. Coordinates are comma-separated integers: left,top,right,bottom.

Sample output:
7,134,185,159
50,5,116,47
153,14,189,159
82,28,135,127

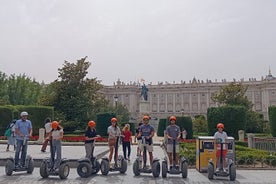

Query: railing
254,137,276,153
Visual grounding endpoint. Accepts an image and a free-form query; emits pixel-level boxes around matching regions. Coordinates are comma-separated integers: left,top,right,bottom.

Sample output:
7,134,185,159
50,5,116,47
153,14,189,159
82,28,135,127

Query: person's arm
29,128,33,137
59,130,64,140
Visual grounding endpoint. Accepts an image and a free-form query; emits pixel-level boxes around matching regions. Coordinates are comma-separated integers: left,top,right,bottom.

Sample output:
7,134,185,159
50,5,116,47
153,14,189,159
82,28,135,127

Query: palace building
100,70,276,123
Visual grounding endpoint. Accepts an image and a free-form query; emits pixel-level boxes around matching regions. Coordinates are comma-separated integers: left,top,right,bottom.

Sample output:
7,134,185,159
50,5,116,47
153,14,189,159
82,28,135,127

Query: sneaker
41,150,46,152
216,168,220,172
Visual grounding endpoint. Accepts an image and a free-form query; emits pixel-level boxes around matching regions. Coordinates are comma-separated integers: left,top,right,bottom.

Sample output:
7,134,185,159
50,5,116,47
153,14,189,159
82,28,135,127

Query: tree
44,57,105,122
211,82,252,109
211,82,264,133
0,71,9,105
193,115,208,134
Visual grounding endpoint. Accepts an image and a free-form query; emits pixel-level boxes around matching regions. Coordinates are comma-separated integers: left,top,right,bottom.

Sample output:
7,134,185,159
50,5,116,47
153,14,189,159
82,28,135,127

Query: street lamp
114,95,118,109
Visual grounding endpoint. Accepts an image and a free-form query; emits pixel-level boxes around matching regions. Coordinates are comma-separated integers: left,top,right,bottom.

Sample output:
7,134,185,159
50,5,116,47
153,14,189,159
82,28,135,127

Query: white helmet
20,111,28,116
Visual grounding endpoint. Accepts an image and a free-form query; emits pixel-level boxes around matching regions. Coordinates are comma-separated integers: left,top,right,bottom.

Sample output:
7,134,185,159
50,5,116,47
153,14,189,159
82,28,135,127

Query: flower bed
0,135,108,142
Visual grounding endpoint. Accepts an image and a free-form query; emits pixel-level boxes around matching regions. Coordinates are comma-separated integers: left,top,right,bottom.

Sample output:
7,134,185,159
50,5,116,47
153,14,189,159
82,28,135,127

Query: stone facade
100,71,276,122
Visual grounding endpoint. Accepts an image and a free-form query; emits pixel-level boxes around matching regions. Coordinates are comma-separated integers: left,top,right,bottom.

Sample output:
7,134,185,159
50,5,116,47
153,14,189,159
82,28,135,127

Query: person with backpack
5,120,17,152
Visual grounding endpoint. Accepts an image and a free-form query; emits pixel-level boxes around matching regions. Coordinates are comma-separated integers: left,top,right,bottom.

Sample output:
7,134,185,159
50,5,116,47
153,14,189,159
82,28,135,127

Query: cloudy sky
0,0,275,85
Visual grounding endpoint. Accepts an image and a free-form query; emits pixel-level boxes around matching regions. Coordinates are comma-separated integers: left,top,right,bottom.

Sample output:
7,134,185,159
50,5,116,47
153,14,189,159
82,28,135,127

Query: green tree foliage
211,82,252,109
7,74,42,105
0,71,42,105
0,72,9,105
193,115,208,134
40,57,110,123
211,82,264,133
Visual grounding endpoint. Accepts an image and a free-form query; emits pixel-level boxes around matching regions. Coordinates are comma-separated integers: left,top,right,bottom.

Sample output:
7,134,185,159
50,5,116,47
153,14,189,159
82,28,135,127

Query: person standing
14,111,32,168
84,121,100,159
182,128,187,140
6,120,17,152
49,121,63,170
214,123,228,172
107,117,121,163
134,122,143,156
165,116,181,169
41,117,52,152
122,124,132,161
138,115,155,168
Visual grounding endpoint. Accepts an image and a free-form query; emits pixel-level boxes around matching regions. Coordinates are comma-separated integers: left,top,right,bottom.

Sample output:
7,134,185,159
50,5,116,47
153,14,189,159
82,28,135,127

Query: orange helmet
111,118,117,123
143,115,150,121
169,116,176,121
51,121,59,129
217,123,224,129
88,121,96,127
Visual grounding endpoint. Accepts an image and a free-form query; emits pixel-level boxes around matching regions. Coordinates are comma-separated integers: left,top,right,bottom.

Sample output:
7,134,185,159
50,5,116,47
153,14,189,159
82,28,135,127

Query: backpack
4,128,12,137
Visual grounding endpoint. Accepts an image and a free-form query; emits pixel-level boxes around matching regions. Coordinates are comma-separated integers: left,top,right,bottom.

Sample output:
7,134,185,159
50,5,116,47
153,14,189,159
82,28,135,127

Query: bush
96,112,116,137
269,106,276,137
157,118,168,136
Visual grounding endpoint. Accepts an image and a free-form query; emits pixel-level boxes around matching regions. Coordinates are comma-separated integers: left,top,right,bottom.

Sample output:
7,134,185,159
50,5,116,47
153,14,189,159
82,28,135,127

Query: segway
5,136,34,176
162,139,188,178
208,139,236,181
40,138,70,179
133,136,160,177
100,136,127,175
77,156,100,177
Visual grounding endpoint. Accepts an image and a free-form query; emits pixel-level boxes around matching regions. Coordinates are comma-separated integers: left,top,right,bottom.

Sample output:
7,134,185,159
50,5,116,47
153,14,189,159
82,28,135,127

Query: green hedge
96,112,116,137
0,106,14,136
0,105,54,135
207,105,246,139
157,118,168,136
269,106,276,137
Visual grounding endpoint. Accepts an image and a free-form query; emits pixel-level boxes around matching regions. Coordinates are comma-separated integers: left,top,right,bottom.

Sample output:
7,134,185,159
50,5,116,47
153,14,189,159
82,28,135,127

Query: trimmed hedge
269,106,276,137
157,118,168,136
96,112,116,137
207,105,246,139
0,105,54,135
0,106,14,136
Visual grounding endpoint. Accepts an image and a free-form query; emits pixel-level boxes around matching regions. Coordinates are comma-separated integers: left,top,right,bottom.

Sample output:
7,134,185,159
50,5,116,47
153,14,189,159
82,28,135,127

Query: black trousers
122,141,131,159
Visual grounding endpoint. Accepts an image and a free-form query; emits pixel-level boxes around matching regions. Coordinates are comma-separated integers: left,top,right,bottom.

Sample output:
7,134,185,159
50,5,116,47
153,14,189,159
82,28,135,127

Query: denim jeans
52,140,62,168
15,139,28,166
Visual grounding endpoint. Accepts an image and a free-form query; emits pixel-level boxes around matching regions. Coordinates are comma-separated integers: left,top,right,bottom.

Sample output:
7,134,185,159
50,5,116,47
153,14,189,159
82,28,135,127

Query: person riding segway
133,115,160,177
39,121,70,179
5,112,34,176
77,120,101,178
208,123,236,181
100,118,127,175
162,116,188,178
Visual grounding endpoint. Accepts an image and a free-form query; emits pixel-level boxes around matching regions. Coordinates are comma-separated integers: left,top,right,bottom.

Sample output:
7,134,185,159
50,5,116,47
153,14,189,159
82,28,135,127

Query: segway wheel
161,161,167,178
26,156,34,174
40,161,49,178
229,164,236,181
120,159,127,174
207,163,214,179
100,159,109,175
77,162,92,178
152,161,160,178
59,163,70,179
181,161,188,178
133,159,140,176
92,160,101,174
5,159,14,176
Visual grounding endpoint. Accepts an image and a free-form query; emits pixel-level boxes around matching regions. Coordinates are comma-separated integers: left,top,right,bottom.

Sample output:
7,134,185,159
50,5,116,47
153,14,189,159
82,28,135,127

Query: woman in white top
41,117,52,152
107,117,121,162
49,121,63,170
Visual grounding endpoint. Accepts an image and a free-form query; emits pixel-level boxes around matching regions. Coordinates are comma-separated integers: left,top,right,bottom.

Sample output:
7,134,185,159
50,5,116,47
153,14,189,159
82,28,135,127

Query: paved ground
1,143,276,183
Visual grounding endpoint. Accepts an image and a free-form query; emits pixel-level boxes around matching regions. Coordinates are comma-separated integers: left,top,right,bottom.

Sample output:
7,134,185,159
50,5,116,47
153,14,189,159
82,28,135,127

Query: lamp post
181,108,184,117
114,95,118,109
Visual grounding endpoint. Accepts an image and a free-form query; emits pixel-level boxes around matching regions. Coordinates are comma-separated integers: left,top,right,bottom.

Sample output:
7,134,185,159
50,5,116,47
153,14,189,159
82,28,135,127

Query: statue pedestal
139,100,150,113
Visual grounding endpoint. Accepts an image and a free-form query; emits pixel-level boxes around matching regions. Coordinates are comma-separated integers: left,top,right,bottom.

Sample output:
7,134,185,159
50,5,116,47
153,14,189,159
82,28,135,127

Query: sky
0,0,276,86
